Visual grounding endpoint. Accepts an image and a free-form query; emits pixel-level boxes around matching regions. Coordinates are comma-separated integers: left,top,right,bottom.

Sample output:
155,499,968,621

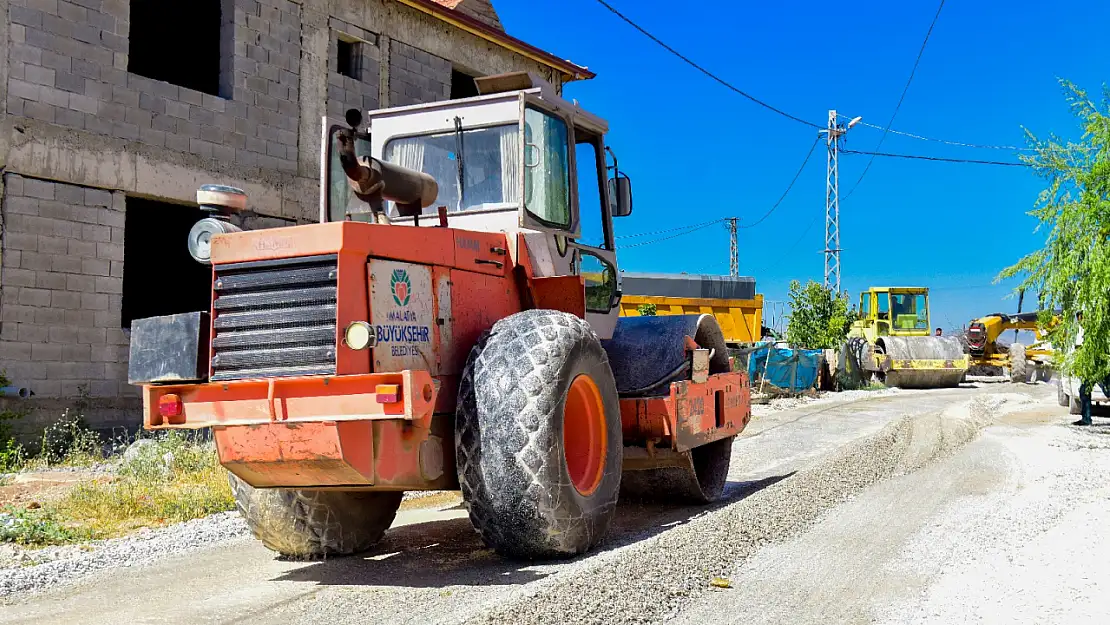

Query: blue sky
496,0,1109,331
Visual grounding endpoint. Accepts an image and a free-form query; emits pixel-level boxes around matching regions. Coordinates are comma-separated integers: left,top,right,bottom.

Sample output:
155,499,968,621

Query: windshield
891,293,929,330
383,124,520,217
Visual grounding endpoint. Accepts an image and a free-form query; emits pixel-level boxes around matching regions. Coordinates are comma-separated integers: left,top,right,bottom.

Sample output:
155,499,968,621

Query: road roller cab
127,72,752,561
854,287,932,342
844,287,970,389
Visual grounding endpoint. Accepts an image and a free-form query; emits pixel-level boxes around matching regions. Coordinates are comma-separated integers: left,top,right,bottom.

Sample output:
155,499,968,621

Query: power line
843,118,1095,153
850,119,1029,151
739,137,822,229
842,149,1030,167
620,219,725,249
615,218,724,239
843,0,946,201
592,0,822,129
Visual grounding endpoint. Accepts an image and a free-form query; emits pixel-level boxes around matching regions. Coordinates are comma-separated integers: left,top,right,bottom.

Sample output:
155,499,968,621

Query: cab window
877,293,890,319
579,252,617,312
860,293,871,316
327,128,373,222
383,124,520,216
523,107,571,228
574,130,608,249
891,293,927,330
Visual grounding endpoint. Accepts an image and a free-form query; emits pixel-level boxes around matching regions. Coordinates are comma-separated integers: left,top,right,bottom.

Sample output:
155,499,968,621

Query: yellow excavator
966,310,1058,382
841,287,969,388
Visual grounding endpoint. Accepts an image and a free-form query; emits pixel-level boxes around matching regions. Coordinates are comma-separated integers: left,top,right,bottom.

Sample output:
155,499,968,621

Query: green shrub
0,439,25,472
39,410,102,466
56,432,234,538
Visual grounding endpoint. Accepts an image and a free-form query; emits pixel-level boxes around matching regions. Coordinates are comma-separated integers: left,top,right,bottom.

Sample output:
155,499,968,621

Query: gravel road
3,382,1102,624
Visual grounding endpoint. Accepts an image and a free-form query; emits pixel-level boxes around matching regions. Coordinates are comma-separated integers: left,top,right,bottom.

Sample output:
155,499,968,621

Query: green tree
785,280,855,349
998,80,1110,382
636,303,657,316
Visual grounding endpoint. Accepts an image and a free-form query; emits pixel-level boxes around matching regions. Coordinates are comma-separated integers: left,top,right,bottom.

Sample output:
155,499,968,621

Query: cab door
567,125,620,339
517,96,622,339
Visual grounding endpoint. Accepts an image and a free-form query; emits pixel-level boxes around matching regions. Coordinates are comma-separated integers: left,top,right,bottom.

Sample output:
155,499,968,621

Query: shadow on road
272,473,793,589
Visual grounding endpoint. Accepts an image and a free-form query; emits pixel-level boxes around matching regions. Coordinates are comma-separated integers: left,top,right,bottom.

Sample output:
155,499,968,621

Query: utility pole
823,110,842,293
726,217,739,277
819,110,861,293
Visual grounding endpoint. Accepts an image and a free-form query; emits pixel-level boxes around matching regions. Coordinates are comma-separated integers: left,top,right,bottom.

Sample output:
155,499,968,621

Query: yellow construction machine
966,311,1057,382
841,286,969,388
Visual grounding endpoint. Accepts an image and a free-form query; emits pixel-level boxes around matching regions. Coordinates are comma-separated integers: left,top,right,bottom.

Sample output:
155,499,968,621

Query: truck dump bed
618,272,763,345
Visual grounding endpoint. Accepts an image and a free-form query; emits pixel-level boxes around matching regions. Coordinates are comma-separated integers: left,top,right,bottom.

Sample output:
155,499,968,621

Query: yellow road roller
842,287,969,389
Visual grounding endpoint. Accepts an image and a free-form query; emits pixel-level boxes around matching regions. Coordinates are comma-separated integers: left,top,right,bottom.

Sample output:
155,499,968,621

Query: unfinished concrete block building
0,0,592,436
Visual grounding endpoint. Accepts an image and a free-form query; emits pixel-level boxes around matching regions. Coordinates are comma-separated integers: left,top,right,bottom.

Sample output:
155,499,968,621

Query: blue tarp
746,345,823,392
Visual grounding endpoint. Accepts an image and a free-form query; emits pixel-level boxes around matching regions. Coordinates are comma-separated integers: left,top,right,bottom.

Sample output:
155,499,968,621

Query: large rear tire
456,310,622,559
1009,343,1029,383
229,473,401,559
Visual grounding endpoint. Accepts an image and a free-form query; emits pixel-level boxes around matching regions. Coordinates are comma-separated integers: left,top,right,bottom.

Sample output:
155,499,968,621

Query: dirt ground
0,472,104,509
2,381,1107,625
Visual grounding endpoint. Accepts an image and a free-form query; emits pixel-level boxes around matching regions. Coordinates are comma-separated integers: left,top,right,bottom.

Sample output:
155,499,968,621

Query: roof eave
395,0,596,82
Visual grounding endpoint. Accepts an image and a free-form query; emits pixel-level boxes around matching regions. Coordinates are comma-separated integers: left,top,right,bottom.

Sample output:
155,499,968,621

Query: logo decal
390,269,412,306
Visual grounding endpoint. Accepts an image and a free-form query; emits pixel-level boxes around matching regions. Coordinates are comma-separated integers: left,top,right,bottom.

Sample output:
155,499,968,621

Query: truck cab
320,72,630,338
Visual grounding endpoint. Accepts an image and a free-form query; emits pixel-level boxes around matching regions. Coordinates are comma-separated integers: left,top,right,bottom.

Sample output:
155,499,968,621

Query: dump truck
966,311,1057,382
127,72,751,561
617,272,764,346
841,286,969,388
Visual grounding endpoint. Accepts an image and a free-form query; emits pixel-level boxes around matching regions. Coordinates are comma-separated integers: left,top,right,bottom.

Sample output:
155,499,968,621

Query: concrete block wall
0,173,130,401
388,39,450,107
326,17,380,120
6,0,302,172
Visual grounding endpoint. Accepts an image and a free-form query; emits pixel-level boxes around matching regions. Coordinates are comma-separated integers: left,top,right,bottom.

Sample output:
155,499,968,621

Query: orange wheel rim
563,374,607,496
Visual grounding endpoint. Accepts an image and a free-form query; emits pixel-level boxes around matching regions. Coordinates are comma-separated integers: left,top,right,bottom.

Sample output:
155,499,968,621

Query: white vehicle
1057,374,1110,415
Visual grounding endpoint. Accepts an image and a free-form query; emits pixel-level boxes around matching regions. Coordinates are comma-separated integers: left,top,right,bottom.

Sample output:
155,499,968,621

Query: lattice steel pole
824,109,841,293
727,217,739,277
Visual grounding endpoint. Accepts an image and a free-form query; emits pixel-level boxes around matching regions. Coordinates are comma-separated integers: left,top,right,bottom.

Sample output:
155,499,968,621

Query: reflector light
158,394,183,418
375,384,401,404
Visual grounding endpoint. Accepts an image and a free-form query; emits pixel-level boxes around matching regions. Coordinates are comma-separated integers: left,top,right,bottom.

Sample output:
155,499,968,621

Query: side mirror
608,175,633,217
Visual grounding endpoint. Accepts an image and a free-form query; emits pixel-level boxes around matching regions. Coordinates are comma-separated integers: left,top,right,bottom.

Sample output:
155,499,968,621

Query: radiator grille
210,255,338,381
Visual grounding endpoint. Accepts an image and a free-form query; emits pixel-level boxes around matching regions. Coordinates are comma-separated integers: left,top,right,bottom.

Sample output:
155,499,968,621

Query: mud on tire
455,309,622,559
229,472,402,559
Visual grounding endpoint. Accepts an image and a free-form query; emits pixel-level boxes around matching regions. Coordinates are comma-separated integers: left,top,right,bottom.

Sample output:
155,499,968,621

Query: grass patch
50,432,235,539
861,381,889,391
0,507,94,547
1,432,235,546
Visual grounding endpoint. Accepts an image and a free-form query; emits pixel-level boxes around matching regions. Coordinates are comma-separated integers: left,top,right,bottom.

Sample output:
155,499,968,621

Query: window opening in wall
128,0,226,97
451,69,480,99
121,198,212,329
337,37,361,80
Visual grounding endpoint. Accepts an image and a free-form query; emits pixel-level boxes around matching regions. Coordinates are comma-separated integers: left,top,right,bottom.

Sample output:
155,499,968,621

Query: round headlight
344,321,374,350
